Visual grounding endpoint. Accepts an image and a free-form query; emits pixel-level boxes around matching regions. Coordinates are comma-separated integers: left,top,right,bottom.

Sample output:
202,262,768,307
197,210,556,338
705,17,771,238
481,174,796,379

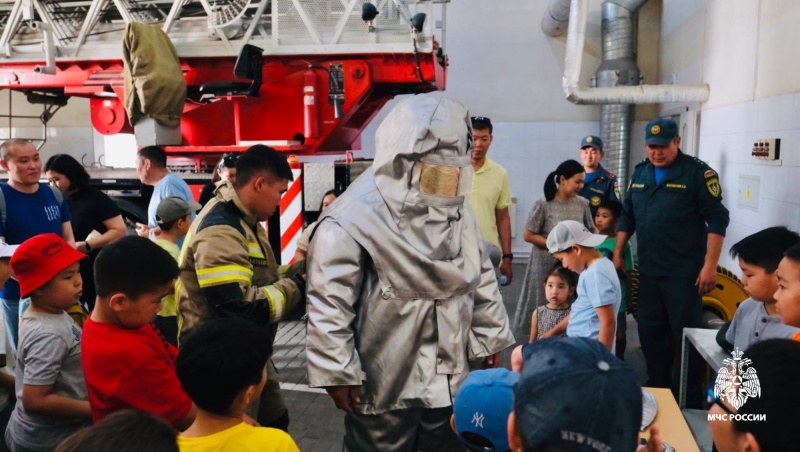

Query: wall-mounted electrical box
751,138,781,161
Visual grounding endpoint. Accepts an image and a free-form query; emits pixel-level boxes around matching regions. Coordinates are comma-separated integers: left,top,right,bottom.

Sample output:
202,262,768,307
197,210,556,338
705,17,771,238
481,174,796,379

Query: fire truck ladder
0,0,443,61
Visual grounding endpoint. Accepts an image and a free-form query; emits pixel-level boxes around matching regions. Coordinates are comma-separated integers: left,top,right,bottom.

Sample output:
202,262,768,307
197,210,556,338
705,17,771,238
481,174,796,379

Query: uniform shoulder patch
706,178,721,198
704,169,717,179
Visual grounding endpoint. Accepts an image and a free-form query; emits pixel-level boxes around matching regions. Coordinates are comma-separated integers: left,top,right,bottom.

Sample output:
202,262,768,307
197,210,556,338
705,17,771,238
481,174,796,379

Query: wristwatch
85,240,92,253
502,253,513,260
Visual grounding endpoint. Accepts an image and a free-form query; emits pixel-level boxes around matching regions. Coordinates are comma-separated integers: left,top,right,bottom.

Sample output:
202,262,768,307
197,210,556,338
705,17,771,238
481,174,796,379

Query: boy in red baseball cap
7,233,91,451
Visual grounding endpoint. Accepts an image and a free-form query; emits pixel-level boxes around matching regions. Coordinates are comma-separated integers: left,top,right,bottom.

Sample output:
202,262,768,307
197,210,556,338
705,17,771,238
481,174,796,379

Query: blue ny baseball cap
581,135,603,150
645,118,679,146
514,338,642,452
454,368,519,451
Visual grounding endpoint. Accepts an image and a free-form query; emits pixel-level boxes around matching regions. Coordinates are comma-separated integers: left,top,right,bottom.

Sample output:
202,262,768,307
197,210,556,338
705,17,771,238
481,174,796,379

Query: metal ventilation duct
597,1,644,193
560,0,709,105
546,0,709,194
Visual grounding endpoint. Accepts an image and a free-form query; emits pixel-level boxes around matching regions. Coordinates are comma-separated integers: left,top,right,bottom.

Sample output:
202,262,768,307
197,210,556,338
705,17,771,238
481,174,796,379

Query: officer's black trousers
637,274,705,406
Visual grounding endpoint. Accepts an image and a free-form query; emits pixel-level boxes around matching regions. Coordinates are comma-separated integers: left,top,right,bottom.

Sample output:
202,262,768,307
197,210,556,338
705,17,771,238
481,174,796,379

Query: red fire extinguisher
304,69,319,140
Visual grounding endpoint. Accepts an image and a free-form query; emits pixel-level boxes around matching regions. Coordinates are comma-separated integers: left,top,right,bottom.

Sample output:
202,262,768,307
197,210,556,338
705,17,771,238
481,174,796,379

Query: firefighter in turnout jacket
177,145,305,430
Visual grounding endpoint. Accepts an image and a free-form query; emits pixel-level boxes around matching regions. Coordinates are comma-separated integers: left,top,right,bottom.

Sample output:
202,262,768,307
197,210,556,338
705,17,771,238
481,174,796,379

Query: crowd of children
0,231,302,451
0,168,799,450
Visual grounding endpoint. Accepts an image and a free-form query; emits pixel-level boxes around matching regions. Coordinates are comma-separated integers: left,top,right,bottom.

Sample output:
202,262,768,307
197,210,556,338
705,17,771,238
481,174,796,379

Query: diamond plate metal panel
303,163,336,212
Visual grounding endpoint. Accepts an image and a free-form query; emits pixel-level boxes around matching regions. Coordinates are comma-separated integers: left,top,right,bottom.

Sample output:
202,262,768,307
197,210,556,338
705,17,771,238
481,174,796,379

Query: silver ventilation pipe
542,0,572,37
550,0,708,195
597,0,644,193
561,0,709,104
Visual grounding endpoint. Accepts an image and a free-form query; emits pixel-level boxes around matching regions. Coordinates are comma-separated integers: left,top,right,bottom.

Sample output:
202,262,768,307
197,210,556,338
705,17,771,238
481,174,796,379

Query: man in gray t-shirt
7,310,89,450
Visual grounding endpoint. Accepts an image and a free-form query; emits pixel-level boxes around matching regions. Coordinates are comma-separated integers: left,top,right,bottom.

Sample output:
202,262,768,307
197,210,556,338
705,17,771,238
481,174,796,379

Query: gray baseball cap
546,220,607,253
156,196,202,225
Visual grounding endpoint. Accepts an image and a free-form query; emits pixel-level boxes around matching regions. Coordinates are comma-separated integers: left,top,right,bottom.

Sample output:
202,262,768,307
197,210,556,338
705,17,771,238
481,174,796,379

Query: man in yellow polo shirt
470,116,513,285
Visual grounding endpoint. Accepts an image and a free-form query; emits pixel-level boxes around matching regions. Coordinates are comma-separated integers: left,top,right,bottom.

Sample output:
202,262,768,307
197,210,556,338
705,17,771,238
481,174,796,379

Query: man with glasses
613,118,729,406
470,116,514,285
577,135,619,217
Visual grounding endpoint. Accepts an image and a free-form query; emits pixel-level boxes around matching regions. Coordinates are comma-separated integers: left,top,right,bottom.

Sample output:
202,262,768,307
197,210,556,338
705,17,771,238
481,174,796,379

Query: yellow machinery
628,265,749,329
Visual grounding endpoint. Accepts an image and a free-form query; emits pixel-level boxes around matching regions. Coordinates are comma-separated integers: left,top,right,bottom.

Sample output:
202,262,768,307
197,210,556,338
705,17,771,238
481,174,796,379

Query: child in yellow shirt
176,318,299,452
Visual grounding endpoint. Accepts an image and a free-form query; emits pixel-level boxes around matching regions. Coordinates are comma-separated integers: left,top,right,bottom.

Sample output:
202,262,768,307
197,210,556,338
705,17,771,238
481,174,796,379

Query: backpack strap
0,186,5,237
48,184,64,209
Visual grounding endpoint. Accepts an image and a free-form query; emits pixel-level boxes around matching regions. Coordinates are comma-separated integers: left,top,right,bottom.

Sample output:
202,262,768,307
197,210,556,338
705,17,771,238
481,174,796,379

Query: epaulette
634,158,649,168
606,171,617,179
691,156,709,167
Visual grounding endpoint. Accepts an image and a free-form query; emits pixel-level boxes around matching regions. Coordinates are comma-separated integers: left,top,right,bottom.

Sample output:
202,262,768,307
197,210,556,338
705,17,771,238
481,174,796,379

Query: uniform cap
156,196,202,225
645,118,679,146
546,220,607,254
514,337,642,452
10,233,85,298
581,135,603,150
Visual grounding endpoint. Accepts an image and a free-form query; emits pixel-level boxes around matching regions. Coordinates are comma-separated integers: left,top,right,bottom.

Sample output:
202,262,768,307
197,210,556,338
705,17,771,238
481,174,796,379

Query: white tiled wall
697,92,800,270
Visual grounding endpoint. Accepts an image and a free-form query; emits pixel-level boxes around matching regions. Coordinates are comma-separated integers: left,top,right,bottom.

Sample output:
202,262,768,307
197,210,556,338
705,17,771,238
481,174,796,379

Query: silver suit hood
317,93,481,300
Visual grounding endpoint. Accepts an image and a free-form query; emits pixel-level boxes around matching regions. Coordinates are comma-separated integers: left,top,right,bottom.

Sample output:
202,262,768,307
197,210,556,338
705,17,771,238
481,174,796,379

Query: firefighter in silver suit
305,93,515,451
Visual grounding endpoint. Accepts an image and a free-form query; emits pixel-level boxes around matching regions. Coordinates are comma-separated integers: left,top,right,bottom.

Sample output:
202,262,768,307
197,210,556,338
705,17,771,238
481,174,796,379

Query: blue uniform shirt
618,151,730,277
0,183,72,300
579,164,620,217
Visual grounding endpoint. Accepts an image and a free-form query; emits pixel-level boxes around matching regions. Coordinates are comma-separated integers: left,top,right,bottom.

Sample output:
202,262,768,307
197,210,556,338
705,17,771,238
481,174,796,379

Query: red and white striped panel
280,169,303,264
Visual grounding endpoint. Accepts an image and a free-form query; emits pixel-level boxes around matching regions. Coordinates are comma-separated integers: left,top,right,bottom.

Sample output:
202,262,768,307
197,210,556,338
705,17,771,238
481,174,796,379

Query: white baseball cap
0,242,18,259
546,220,607,253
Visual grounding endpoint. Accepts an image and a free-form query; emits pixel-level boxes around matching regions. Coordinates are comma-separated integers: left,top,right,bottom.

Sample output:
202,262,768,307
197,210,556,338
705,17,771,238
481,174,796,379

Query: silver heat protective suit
305,93,515,451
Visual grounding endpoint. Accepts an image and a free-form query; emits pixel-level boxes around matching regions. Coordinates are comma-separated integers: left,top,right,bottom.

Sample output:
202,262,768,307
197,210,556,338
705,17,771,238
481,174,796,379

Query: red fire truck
0,0,448,261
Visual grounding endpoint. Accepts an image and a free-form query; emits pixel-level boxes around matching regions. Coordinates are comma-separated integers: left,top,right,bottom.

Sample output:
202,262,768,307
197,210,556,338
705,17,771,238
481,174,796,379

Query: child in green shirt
594,200,634,360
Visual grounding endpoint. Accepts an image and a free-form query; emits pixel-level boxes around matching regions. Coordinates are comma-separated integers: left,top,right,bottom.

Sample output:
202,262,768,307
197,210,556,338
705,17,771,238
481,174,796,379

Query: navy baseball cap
454,369,519,451
645,118,679,146
514,337,642,451
581,135,603,150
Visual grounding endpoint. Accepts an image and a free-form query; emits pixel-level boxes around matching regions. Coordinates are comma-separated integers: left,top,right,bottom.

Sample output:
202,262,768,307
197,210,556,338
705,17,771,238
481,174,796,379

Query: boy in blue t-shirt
544,220,620,351
594,200,634,359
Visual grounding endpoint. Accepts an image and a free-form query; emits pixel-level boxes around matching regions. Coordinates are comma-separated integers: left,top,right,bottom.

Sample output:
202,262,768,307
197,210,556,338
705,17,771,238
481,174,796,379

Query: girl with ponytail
513,159,595,341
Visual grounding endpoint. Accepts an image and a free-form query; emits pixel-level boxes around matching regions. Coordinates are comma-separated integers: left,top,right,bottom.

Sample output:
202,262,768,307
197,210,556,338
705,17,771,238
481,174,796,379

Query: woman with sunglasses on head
198,154,238,207
44,154,126,311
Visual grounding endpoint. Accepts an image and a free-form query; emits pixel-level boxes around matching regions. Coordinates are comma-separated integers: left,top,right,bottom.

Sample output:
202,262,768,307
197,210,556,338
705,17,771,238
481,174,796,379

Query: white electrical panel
738,174,760,212
751,138,781,161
